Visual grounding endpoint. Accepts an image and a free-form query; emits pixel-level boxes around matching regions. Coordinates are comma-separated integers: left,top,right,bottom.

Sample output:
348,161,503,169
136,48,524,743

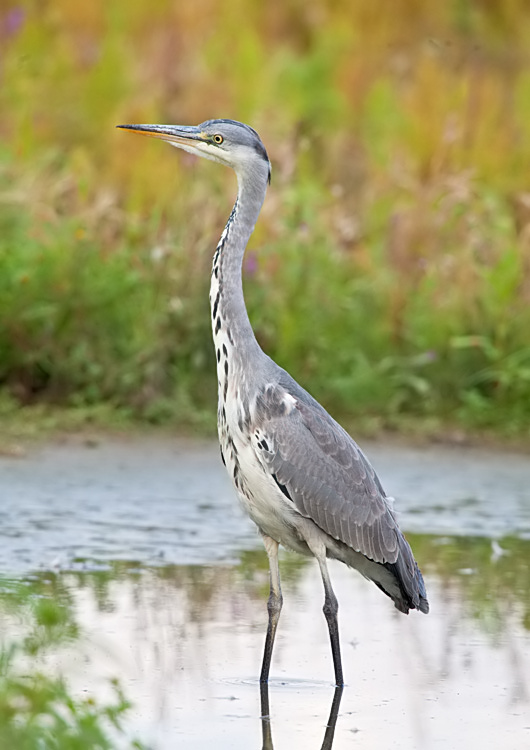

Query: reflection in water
0,580,146,750
260,682,343,750
321,687,343,750
2,438,530,747
1,533,529,749
20,532,530,636
260,682,273,750
1,438,530,749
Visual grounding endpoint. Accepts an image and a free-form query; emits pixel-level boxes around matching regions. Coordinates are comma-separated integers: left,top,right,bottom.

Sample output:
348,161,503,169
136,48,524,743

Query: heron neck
210,173,267,358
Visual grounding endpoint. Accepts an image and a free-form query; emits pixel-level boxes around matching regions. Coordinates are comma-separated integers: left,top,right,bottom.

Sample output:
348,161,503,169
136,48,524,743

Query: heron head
117,118,271,184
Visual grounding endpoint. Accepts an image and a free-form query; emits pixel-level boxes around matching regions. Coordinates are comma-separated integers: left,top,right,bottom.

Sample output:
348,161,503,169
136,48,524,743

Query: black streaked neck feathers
210,163,269,356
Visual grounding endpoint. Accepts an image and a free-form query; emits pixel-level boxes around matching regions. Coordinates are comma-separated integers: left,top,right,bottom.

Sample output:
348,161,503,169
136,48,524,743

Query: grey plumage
118,118,429,687
253,374,428,614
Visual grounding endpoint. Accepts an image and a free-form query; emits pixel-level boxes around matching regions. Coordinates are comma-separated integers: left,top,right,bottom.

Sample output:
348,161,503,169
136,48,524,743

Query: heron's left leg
260,534,283,683
314,549,344,687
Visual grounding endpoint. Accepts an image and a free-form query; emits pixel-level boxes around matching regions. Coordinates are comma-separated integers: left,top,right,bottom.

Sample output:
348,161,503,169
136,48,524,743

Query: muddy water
1,437,530,749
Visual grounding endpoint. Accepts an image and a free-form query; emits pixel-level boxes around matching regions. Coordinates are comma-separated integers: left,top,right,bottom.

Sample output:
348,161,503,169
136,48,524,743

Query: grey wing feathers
254,377,429,613
254,381,401,564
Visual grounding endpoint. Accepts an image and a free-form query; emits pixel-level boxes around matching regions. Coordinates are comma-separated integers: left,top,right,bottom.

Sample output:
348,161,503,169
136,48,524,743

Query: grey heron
118,119,429,687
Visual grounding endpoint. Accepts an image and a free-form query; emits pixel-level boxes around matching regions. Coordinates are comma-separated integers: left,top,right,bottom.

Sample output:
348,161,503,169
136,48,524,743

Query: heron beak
116,123,205,147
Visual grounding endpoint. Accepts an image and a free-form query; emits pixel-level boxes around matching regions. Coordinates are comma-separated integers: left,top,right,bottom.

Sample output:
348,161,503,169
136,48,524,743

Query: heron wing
253,381,402,564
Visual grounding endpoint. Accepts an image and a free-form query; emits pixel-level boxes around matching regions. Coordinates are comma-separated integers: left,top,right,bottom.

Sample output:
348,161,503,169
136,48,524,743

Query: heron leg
315,553,344,687
260,534,283,683
259,681,273,750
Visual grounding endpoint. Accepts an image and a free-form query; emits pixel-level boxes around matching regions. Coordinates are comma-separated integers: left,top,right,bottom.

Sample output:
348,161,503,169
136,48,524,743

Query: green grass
1,1,530,440
0,578,148,749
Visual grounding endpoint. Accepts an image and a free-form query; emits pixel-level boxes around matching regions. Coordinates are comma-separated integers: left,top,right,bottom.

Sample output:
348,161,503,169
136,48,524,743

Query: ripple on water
216,676,336,690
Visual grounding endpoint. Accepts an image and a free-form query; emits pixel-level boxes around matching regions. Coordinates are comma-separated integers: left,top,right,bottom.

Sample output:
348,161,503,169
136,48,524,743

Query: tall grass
1,0,530,435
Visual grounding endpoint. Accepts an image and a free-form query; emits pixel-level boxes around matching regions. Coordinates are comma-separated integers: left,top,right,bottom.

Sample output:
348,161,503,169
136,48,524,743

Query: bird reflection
260,683,343,750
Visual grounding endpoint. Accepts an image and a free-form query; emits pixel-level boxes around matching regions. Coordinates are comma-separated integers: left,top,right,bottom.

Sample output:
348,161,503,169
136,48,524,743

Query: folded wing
252,379,428,613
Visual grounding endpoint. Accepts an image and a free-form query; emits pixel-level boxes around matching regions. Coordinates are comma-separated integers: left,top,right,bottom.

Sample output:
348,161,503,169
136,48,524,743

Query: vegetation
0,578,147,749
1,0,530,438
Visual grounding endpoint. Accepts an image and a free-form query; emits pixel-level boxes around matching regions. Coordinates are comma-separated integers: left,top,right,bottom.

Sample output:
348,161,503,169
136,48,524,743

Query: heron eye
213,134,224,144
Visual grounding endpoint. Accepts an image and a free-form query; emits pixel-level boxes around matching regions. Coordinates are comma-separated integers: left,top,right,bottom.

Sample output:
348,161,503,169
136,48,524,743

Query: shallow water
1,436,530,748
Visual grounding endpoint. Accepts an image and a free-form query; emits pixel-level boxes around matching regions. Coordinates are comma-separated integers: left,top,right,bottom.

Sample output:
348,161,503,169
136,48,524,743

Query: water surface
1,437,529,748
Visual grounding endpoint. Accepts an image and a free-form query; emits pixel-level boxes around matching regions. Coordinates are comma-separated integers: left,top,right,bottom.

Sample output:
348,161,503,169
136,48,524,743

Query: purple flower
4,7,25,36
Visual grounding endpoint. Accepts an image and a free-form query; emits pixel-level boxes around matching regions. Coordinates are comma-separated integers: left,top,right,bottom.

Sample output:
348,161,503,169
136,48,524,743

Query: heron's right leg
260,534,283,683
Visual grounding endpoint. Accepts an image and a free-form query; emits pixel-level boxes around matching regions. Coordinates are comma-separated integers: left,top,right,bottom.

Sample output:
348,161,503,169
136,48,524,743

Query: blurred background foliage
1,0,530,436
